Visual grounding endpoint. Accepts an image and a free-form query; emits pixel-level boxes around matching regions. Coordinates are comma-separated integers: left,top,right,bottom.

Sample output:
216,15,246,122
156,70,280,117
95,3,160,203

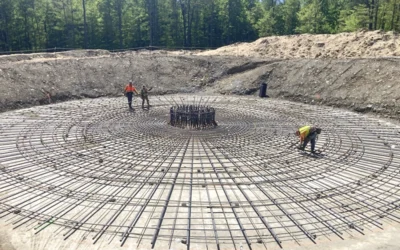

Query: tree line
0,0,400,53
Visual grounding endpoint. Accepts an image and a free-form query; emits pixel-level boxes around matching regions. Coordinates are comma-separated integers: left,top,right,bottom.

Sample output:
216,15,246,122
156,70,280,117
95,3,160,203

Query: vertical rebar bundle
169,105,217,129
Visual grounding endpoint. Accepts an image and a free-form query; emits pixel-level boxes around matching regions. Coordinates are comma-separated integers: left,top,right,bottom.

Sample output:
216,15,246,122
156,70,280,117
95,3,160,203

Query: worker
170,107,175,126
124,81,139,110
140,86,153,109
296,126,322,153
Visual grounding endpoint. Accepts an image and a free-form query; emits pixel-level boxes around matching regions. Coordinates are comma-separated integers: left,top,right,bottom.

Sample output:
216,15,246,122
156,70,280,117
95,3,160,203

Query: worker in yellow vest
296,126,322,153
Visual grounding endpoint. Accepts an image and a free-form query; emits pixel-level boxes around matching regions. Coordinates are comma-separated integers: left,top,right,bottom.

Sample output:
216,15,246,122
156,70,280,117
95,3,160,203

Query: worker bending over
296,126,322,153
124,81,139,110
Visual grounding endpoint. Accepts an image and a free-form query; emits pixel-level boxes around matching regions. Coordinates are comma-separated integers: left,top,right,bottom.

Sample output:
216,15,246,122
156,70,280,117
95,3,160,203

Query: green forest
0,0,400,52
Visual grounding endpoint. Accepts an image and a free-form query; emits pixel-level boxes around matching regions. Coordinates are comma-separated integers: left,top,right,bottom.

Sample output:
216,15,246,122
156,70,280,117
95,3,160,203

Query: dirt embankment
0,51,258,111
207,58,400,118
198,30,400,59
1,42,400,118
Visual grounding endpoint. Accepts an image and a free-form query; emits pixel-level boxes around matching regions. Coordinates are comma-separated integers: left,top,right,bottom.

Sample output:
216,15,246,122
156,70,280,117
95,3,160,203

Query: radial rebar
0,95,399,250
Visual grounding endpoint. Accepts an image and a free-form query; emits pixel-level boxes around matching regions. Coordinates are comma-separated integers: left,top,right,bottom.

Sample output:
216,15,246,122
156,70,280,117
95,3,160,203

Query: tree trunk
391,0,398,30
170,0,179,46
62,1,67,47
396,6,400,31
31,0,36,50
192,5,200,46
314,1,318,33
5,20,9,51
379,1,387,30
83,0,88,49
153,0,158,46
187,0,192,47
227,0,233,43
69,0,75,48
1,4,10,51
44,2,49,48
33,0,41,50
137,17,142,46
374,0,379,29
147,0,158,46
24,11,31,49
368,0,374,30
148,0,153,46
208,2,215,47
117,0,123,49
179,0,187,47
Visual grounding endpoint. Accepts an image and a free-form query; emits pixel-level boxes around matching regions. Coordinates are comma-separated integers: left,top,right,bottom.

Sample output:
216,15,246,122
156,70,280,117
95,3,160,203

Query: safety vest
299,126,311,140
125,85,136,93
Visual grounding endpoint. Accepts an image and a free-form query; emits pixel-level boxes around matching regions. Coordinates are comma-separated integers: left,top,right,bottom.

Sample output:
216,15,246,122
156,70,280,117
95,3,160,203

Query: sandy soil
198,30,400,59
1,31,400,118
3,52,400,118
0,51,264,112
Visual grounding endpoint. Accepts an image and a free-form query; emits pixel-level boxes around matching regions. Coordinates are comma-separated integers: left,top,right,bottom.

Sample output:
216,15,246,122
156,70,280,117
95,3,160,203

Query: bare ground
1,31,400,118
0,51,244,110
198,30,400,59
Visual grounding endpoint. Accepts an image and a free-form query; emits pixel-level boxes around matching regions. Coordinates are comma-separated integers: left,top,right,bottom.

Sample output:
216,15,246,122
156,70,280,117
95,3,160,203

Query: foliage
339,4,370,32
0,0,400,52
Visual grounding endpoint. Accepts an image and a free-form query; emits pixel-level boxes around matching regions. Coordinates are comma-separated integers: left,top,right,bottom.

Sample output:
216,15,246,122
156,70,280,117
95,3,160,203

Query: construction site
1,31,400,250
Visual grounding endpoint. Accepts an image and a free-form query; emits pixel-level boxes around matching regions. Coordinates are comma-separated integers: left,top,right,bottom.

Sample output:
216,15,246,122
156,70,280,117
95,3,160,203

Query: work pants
303,132,317,151
126,92,133,109
142,96,149,107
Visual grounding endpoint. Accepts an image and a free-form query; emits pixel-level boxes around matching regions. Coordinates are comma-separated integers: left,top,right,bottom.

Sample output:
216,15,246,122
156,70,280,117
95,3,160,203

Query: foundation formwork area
0,95,399,250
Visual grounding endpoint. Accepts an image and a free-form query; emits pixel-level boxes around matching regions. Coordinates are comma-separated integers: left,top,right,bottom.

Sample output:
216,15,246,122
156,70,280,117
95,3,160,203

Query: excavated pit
0,95,400,250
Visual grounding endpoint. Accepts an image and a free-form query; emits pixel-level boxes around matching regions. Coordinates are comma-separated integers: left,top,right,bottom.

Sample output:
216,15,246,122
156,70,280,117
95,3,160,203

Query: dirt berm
1,49,400,118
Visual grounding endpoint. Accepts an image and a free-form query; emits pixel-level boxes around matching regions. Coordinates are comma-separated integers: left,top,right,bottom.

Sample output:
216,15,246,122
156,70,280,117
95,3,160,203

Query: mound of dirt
198,30,400,59
205,57,400,118
0,51,262,111
2,30,400,119
0,50,111,65
2,49,400,118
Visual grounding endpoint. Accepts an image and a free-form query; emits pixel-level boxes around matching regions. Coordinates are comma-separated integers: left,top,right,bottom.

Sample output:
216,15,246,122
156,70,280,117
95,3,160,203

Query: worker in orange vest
124,81,139,110
296,126,322,153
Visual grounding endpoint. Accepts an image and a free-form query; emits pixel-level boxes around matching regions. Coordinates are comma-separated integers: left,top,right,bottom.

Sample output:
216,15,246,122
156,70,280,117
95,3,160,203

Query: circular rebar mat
0,95,400,250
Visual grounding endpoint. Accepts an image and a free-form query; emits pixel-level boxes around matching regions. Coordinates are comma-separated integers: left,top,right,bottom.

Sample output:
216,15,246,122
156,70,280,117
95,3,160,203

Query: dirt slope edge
208,58,400,118
0,53,269,112
198,30,400,59
1,52,400,118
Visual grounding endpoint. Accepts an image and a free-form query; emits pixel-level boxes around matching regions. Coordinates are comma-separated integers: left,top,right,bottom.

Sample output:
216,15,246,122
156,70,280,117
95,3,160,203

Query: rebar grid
0,95,400,250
